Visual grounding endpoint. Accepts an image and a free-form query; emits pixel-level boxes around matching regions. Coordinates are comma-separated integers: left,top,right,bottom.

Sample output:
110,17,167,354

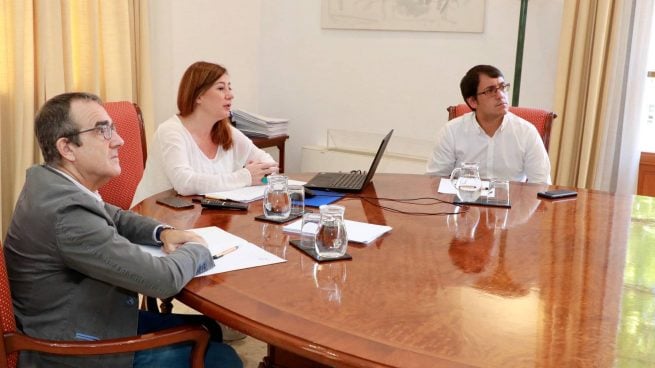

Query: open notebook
304,129,393,193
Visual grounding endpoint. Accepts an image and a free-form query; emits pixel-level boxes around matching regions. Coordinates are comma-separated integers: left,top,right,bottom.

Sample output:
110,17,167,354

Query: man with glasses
426,65,551,184
4,92,242,367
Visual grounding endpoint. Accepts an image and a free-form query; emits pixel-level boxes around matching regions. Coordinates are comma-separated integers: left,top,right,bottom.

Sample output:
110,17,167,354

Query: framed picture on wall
321,0,485,33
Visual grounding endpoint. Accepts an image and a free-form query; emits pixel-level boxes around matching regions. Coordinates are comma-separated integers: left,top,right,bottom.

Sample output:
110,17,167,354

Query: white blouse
131,115,274,207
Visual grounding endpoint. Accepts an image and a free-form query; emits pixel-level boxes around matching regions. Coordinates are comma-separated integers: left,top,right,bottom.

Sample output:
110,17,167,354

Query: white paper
204,180,306,202
438,178,491,196
140,226,286,277
437,179,458,194
283,219,392,244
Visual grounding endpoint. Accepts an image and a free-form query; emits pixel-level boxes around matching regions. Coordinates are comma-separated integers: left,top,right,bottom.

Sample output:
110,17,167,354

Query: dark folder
304,190,345,207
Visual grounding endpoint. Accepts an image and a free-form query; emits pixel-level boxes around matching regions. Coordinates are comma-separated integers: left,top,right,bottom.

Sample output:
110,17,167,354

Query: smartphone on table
537,189,577,199
156,196,195,209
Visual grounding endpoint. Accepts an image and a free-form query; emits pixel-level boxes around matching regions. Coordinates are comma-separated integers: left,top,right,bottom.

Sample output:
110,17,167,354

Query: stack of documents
283,219,392,244
232,109,289,138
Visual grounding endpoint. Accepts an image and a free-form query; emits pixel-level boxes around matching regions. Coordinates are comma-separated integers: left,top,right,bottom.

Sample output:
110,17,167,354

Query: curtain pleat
550,0,650,192
0,0,152,236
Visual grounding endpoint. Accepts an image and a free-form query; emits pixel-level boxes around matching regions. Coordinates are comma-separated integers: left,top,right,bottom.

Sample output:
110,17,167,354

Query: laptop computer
304,129,393,193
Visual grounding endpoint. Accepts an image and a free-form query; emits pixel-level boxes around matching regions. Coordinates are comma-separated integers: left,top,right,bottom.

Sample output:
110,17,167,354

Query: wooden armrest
4,325,209,367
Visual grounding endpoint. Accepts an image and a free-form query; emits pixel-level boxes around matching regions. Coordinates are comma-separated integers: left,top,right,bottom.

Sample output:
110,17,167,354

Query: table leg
260,345,333,368
278,142,286,173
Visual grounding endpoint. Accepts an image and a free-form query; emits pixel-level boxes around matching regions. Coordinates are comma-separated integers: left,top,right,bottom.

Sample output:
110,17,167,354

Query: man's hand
160,229,208,254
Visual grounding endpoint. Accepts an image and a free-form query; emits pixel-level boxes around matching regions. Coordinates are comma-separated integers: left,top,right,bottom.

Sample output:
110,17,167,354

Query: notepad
140,226,286,276
283,219,392,244
205,180,306,203
205,185,266,202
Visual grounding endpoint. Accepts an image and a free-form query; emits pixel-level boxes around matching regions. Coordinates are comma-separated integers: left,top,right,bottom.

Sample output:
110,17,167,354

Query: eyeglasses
477,82,511,97
63,121,116,141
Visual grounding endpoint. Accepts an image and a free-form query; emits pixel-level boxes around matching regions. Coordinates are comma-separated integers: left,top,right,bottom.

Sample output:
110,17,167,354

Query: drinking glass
315,205,348,259
488,178,510,204
450,162,482,202
299,212,321,250
262,174,291,220
288,185,305,216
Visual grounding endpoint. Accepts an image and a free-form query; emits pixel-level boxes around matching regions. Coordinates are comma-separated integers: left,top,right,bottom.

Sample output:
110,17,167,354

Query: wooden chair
0,241,210,368
447,104,557,152
99,101,147,210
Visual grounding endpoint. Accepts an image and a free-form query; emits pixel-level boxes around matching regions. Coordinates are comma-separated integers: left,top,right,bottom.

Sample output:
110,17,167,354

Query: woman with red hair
133,61,278,207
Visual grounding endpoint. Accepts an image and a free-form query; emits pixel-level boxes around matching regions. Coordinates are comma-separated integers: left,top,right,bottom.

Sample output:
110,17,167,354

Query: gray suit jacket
4,165,214,367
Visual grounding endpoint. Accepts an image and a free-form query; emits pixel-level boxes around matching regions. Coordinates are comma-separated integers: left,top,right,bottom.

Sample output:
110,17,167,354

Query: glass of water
288,185,305,217
262,174,291,220
315,205,348,259
489,178,510,204
299,212,321,250
449,162,482,202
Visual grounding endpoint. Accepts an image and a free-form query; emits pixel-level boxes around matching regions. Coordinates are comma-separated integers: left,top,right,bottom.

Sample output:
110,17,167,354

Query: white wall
149,0,262,126
150,0,563,173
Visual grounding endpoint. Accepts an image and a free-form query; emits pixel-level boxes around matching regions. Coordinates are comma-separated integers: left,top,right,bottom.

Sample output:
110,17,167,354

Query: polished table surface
133,174,655,368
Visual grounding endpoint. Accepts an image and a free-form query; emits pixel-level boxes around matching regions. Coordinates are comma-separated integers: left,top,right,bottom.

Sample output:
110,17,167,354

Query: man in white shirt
426,65,551,184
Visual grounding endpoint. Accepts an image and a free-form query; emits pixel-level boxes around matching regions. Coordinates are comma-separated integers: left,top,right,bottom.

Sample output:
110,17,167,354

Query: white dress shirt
426,112,551,184
131,115,275,207
48,165,104,202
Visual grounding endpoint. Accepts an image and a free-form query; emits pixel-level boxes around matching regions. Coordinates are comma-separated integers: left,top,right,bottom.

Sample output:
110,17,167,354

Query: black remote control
200,198,249,211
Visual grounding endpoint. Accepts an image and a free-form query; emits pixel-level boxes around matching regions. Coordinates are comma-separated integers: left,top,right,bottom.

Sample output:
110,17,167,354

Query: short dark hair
460,65,504,110
34,92,103,164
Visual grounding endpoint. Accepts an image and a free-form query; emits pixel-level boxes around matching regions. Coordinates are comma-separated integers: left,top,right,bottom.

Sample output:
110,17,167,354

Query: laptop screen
362,129,394,186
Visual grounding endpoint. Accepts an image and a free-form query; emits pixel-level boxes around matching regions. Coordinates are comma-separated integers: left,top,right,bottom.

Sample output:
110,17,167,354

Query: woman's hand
246,160,279,185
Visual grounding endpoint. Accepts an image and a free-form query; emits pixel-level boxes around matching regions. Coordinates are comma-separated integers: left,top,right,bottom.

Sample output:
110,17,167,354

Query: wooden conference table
133,174,655,368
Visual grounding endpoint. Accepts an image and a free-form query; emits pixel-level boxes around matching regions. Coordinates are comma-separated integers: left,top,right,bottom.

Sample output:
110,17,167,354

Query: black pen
212,245,239,260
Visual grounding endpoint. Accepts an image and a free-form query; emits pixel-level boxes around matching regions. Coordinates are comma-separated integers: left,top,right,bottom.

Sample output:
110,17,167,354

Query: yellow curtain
0,0,152,236
549,0,636,189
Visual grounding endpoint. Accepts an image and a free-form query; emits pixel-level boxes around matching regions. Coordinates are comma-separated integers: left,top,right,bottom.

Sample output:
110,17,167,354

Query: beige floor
171,299,267,368
227,335,267,368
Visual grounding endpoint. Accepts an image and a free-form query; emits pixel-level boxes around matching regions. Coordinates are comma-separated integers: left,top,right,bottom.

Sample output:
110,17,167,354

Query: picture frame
321,0,486,33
